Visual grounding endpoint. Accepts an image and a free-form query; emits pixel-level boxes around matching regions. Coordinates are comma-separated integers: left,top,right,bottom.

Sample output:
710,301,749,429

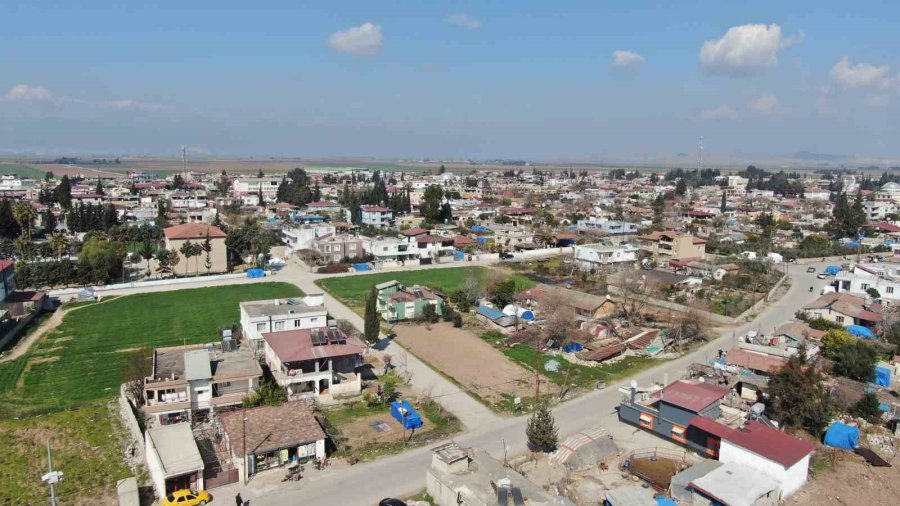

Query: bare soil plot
786,450,900,506
393,322,546,404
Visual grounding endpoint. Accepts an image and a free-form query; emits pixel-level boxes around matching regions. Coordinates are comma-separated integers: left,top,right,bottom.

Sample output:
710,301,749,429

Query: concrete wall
118,384,146,463
49,271,269,299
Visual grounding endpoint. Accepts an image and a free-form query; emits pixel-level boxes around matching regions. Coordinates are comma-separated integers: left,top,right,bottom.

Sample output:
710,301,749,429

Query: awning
672,425,686,435
640,413,654,423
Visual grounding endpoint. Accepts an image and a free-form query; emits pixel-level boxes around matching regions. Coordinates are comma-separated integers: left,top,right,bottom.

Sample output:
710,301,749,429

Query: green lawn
0,162,47,180
504,344,658,388
0,282,302,416
316,266,536,311
0,404,130,503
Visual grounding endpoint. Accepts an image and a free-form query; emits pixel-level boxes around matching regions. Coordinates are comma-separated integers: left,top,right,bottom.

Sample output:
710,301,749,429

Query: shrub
833,340,878,382
452,313,463,328
822,329,855,359
851,392,883,423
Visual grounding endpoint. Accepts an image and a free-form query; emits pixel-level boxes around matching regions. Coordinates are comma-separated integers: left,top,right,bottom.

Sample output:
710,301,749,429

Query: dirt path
0,298,117,362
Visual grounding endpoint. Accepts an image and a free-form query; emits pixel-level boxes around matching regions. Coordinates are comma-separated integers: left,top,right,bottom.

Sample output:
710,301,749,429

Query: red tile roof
0,259,15,272
866,222,900,233
722,421,815,468
654,380,730,412
453,235,477,246
361,205,390,212
725,349,787,374
402,227,429,237
163,223,226,240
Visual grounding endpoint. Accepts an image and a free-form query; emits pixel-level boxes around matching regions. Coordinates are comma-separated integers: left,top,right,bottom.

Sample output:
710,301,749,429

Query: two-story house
361,236,416,264
142,343,262,425
639,231,707,262
263,327,364,400
359,205,393,228
375,280,444,322
835,263,900,305
239,294,329,352
574,242,639,271
314,233,365,264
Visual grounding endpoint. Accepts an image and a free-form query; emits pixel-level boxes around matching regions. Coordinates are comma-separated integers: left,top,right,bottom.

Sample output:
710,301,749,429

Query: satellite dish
630,380,638,389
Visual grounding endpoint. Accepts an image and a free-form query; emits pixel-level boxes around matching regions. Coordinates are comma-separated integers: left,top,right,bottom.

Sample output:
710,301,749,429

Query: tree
526,403,558,452
154,249,173,274
155,199,168,228
651,195,665,224
179,240,197,276
833,340,878,382
420,304,439,324
675,178,687,196
489,278,517,308
48,232,70,260
102,203,119,230
420,185,445,223
866,287,881,300
140,239,155,276
852,392,883,423
243,378,286,407
821,329,854,359
768,354,833,435
56,175,72,210
364,286,380,343
122,347,152,404
201,232,212,274
78,236,127,283
720,191,727,213
0,200,21,240
438,164,447,174
12,202,37,240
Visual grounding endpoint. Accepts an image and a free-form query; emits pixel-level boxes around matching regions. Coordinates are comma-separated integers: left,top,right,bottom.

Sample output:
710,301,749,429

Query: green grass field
315,266,536,311
0,163,47,180
0,282,302,415
503,344,658,388
0,282,302,503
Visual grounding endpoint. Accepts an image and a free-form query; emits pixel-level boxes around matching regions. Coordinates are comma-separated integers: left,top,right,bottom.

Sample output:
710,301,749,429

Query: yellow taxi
161,489,211,506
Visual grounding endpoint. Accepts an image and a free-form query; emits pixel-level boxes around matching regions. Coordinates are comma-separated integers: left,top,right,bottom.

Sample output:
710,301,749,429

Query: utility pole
242,406,247,485
42,440,63,506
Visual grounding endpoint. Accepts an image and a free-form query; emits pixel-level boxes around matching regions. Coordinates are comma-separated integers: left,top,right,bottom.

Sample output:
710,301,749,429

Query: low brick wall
118,384,146,464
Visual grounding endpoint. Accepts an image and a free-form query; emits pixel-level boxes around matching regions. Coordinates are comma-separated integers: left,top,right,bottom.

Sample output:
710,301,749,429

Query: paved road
209,262,833,505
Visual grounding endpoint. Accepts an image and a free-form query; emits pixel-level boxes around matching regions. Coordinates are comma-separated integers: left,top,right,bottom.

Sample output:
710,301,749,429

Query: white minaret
698,135,704,171
181,144,188,179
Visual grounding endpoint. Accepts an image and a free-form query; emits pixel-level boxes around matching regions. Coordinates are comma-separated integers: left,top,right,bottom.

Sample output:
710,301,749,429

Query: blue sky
1,1,898,161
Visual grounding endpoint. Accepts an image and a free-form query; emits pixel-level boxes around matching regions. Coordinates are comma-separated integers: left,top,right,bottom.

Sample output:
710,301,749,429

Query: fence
118,384,146,464
48,270,273,299
0,307,43,353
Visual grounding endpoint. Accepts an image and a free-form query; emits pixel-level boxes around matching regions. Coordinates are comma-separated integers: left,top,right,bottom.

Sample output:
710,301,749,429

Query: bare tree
122,347,152,405
614,274,654,325
537,288,578,342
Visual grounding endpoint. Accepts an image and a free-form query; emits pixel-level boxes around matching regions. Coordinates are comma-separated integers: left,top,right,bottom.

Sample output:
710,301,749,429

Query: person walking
235,493,243,506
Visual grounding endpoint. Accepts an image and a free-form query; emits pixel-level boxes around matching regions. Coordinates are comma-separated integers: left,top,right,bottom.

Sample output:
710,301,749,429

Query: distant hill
793,151,847,162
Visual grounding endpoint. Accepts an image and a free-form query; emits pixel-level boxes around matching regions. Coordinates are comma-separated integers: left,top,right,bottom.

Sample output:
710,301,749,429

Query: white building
835,263,900,304
281,223,336,252
145,423,204,496
232,176,282,203
239,295,329,352
576,217,639,235
361,236,416,264
864,200,897,220
358,205,393,228
574,243,639,271
718,421,814,499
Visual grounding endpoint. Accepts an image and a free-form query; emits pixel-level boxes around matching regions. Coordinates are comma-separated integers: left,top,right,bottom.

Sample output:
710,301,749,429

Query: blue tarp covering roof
477,306,505,320
825,266,841,275
874,366,891,387
824,422,859,449
848,325,875,339
246,268,265,278
353,263,371,271
390,400,422,430
471,225,489,232
563,342,583,353
476,236,491,244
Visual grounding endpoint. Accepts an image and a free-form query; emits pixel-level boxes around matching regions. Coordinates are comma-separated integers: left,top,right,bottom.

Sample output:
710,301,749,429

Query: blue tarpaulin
390,400,423,430
880,402,890,412
874,366,891,387
353,263,371,271
452,249,466,260
654,496,677,506
246,268,265,278
476,236,491,244
824,422,859,449
477,306,505,320
825,266,841,275
563,342,584,353
848,325,875,339
471,225,489,232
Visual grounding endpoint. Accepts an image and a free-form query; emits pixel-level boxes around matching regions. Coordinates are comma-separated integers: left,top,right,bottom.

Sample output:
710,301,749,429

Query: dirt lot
787,450,900,505
393,322,546,405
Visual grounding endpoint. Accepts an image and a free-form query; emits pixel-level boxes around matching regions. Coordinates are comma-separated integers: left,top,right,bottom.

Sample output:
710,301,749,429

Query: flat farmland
392,322,546,407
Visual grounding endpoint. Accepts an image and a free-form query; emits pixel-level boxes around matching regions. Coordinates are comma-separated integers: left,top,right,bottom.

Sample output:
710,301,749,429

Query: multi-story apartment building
835,263,900,305
574,242,640,271
281,223,336,252
239,294,329,352
314,233,365,263
359,205,393,228
576,217,640,236
638,231,706,261
232,176,282,204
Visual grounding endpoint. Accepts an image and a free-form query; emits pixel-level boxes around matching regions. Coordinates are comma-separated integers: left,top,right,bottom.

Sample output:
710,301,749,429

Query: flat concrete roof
240,298,325,317
689,462,779,506
147,423,204,477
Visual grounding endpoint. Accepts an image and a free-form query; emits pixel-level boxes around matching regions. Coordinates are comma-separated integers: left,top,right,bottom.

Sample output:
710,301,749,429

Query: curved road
203,261,833,506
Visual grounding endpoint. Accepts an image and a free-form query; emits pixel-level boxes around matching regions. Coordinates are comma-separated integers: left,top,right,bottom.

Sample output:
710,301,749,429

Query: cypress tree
526,403,558,452
364,286,380,343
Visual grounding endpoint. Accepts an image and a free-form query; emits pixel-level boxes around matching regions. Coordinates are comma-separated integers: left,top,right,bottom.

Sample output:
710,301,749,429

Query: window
256,323,267,331
639,412,654,430
862,283,869,290
294,319,302,328
888,287,895,294
217,382,231,388
310,317,319,323
274,321,285,331
671,424,687,444
836,316,845,323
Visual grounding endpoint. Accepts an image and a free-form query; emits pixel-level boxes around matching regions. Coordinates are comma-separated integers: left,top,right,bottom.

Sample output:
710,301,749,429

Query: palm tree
48,232,70,260
12,202,37,240
14,236,31,260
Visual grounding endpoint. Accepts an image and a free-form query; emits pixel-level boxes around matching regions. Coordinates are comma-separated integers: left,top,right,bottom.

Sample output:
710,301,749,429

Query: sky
1,1,898,162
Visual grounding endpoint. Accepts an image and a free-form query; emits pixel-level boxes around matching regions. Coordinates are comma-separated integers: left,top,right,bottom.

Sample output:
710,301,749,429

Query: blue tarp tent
654,496,677,506
825,266,841,275
477,306,505,320
390,400,423,430
874,366,891,387
848,325,875,339
824,422,859,449
471,225,489,232
246,268,265,278
563,342,583,353
353,263,371,271
452,249,466,260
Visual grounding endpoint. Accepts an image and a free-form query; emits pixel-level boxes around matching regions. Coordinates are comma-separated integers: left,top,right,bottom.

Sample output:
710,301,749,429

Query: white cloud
612,50,645,67
106,99,168,112
865,94,891,108
446,13,481,30
830,57,897,90
699,105,738,120
327,22,383,56
700,24,799,74
6,84,54,101
748,94,785,115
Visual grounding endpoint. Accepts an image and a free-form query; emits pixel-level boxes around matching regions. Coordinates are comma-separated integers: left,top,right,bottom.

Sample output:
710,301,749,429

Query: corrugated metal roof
147,423,204,477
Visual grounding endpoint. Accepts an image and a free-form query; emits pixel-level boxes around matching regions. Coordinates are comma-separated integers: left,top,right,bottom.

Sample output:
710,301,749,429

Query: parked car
379,500,407,506
806,267,816,273
499,252,514,260
816,273,828,279
162,490,211,506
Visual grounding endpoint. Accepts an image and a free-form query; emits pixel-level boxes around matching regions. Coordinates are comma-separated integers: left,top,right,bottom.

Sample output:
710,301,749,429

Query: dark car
379,500,407,506
806,267,816,273
499,252,514,260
